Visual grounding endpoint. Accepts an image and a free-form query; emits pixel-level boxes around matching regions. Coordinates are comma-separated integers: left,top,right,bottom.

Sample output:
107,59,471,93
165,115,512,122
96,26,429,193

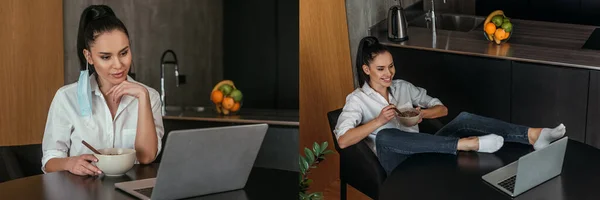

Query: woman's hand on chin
106,81,149,103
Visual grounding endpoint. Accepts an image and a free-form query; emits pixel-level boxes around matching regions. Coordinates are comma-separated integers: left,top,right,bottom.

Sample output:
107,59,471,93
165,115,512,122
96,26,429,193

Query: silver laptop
482,136,568,197
115,123,268,200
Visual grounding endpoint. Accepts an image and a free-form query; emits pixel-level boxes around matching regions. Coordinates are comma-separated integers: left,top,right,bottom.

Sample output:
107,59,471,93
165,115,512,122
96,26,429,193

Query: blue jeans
375,112,530,174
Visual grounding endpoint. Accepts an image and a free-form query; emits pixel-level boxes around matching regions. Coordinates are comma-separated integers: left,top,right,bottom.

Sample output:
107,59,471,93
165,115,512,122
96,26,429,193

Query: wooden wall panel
0,0,64,146
300,0,360,198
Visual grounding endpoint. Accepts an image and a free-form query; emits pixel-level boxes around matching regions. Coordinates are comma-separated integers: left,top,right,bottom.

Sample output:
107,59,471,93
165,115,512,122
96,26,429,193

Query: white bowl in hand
396,107,422,127
94,148,136,176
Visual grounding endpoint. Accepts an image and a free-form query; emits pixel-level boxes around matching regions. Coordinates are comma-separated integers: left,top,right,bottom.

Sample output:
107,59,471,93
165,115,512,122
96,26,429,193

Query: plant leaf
320,142,328,153
313,142,321,156
308,192,323,200
302,155,310,172
322,149,334,155
304,148,314,165
299,192,308,200
306,178,313,186
299,156,307,174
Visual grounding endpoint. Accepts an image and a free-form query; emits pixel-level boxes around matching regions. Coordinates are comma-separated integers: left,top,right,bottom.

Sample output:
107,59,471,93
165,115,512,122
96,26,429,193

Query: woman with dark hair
41,5,163,176
334,36,566,174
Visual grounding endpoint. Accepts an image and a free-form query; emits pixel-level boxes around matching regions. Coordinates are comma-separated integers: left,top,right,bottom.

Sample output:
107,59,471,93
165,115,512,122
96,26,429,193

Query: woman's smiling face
363,51,395,89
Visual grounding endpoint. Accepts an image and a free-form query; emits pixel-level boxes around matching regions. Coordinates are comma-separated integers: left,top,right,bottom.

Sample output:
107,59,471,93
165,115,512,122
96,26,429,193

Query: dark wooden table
0,164,298,200
380,139,600,200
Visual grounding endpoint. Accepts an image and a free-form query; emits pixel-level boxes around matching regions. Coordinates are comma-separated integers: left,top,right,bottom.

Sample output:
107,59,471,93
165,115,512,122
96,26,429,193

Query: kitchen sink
409,13,485,32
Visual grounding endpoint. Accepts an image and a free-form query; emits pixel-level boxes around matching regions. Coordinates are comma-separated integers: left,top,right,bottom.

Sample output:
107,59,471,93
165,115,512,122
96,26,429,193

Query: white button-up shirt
334,79,443,154
41,74,164,173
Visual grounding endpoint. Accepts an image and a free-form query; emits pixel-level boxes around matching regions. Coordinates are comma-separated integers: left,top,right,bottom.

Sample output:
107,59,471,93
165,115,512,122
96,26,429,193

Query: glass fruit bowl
483,11,513,44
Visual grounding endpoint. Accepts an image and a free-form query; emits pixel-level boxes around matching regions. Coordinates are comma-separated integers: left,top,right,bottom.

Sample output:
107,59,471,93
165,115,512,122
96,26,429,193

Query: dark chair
327,108,444,199
0,144,43,183
327,109,386,199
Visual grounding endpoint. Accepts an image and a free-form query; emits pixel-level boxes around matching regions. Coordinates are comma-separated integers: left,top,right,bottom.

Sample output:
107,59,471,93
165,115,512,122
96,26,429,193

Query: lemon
501,22,513,33
230,89,243,102
492,15,504,27
219,84,233,96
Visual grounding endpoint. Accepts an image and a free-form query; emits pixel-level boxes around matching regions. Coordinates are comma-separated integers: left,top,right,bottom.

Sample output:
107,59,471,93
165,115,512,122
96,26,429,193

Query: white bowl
396,107,421,127
94,148,136,176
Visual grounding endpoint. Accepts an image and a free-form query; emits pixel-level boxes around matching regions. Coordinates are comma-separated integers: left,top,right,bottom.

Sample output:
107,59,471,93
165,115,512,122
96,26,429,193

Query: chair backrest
327,109,387,199
0,144,42,183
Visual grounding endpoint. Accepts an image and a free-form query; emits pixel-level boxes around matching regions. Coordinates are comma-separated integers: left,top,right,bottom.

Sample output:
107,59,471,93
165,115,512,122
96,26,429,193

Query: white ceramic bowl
396,107,421,127
94,148,136,176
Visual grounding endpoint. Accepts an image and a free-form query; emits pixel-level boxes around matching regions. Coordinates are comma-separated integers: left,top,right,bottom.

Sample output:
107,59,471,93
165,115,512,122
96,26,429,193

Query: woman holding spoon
334,36,567,174
41,5,164,176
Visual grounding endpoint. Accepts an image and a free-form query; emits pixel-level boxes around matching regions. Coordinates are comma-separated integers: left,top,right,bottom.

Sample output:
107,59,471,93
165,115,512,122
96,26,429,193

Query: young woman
334,36,566,174
41,5,164,176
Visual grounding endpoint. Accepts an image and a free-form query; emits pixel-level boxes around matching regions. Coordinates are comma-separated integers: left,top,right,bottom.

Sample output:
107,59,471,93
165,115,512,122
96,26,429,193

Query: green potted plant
299,141,334,200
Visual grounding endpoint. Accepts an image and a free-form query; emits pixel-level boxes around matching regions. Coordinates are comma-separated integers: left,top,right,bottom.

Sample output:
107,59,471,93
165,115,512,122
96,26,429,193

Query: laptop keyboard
498,175,517,193
134,187,154,198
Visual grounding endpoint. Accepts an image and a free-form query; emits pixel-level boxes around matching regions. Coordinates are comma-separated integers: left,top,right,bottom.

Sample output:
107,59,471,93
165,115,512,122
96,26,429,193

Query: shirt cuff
41,150,68,173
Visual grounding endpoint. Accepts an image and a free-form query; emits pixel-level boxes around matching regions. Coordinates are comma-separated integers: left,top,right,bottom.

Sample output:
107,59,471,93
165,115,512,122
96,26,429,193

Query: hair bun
362,36,380,47
89,5,116,20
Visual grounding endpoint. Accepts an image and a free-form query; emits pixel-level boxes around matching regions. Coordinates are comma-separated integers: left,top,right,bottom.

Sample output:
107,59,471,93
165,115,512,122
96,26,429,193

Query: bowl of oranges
484,10,513,44
210,80,243,115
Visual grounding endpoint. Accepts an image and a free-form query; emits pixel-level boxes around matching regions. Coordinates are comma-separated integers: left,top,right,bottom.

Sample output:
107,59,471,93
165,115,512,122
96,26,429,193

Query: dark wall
476,0,600,26
223,0,299,110
64,0,223,108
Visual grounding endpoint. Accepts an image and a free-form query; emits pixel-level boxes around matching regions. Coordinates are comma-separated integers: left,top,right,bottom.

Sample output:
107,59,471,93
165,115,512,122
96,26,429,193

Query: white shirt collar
361,82,398,99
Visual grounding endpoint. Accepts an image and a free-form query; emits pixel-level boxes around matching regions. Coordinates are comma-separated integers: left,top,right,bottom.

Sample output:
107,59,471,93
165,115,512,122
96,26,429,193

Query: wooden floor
323,179,372,200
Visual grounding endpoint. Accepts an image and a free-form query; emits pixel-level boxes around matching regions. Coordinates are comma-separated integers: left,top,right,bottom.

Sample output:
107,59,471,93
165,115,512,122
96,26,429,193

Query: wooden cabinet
511,62,589,143
224,0,299,110
586,71,600,149
0,0,64,146
276,0,299,110
580,0,600,26
475,0,600,26
442,54,511,123
475,0,531,20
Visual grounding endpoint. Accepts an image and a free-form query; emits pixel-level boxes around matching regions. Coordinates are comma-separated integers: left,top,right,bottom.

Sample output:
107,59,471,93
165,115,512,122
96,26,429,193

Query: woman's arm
42,90,100,175
134,91,159,164
108,81,161,164
46,155,101,176
337,105,396,149
419,105,448,119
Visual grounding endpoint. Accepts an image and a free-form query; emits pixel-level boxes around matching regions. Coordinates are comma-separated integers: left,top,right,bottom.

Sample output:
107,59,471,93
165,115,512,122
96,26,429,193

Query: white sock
534,124,566,150
477,134,504,153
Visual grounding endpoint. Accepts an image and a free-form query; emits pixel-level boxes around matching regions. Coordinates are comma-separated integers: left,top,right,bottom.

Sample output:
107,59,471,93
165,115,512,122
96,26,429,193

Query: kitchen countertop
370,16,600,70
162,107,299,126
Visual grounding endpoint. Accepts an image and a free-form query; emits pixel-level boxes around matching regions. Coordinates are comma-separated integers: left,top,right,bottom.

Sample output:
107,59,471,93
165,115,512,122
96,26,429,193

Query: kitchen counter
162,107,299,126
371,17,600,70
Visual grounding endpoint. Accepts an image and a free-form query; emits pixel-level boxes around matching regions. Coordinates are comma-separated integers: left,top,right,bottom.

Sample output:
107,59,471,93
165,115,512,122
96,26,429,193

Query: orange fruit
485,23,496,35
494,29,506,41
211,90,223,104
502,32,510,40
230,102,241,112
222,97,235,109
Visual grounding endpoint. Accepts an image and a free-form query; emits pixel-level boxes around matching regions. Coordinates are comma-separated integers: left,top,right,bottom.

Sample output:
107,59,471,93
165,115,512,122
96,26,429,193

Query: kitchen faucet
160,49,185,115
425,0,446,35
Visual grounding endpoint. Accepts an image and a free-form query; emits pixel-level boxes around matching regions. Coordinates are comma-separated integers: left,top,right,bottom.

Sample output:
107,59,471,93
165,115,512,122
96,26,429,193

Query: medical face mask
77,62,93,116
